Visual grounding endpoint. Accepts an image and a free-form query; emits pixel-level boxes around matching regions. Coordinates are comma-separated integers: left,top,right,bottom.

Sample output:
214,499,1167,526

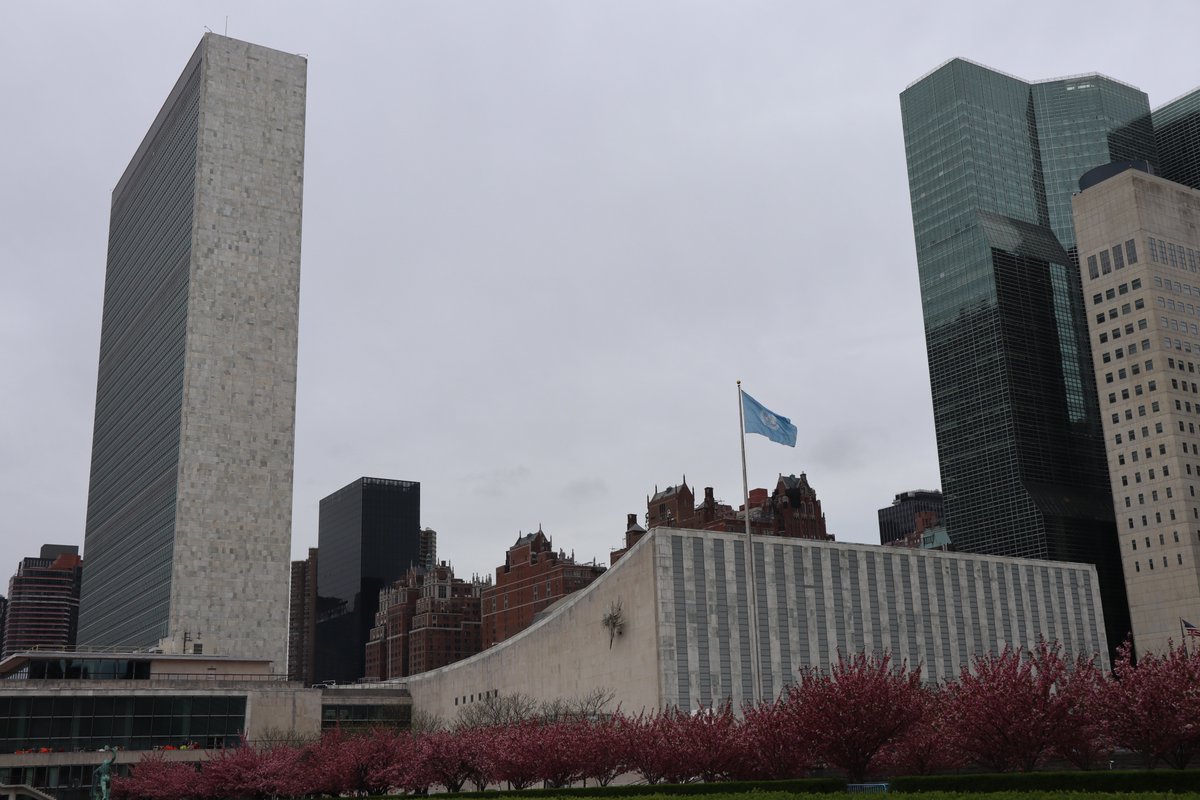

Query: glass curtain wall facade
316,478,421,684
1154,89,1200,190
900,59,1154,651
78,55,201,648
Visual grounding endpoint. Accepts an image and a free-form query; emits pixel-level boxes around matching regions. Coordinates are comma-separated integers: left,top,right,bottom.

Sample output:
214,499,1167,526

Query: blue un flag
742,390,797,447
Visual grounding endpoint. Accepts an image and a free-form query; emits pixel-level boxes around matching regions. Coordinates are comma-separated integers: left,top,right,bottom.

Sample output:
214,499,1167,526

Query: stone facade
1073,165,1200,654
406,526,1109,721
78,34,306,671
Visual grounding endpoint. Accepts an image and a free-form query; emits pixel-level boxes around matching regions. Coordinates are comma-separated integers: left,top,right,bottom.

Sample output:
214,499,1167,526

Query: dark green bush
888,769,1200,793
429,778,844,799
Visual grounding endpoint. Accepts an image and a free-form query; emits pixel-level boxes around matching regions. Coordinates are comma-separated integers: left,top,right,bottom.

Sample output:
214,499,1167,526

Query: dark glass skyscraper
316,478,422,684
900,59,1153,650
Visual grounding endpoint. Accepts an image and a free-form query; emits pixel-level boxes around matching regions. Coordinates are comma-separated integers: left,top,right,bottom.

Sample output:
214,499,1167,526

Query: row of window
1155,274,1200,297
1096,300,1146,325
1133,553,1186,572
453,688,498,706
1148,236,1200,273
1125,489,1176,508
1087,239,1139,279
1162,335,1200,354
1131,530,1184,548
1091,278,1143,305
1106,374,1155,402
1161,315,1200,336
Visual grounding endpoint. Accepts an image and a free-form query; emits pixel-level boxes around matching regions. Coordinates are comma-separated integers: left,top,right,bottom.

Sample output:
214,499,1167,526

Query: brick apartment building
3,545,83,658
364,563,484,680
613,474,833,565
288,548,318,685
481,529,606,647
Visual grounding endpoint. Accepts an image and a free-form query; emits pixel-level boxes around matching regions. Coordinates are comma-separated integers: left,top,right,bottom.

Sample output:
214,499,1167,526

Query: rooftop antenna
225,16,229,36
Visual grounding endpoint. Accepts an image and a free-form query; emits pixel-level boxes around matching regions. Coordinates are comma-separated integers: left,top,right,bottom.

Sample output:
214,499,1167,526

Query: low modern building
407,526,1108,721
0,650,409,800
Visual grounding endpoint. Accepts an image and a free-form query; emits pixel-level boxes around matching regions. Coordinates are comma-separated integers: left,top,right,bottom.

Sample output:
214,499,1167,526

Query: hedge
888,769,1200,793
429,778,846,799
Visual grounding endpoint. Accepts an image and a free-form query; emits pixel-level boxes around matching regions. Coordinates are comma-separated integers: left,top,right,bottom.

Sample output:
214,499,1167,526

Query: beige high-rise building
1073,162,1200,655
78,34,306,670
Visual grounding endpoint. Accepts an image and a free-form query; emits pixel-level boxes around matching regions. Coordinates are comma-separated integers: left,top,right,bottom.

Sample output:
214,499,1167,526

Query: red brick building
364,563,484,680
481,529,606,647
287,548,318,685
614,474,833,564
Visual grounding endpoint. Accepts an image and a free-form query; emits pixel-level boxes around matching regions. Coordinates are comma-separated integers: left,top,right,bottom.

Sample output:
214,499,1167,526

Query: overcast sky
3,1,1199,584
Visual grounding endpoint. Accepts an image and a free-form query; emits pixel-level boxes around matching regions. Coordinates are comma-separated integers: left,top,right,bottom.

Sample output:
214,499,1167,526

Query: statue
92,746,116,800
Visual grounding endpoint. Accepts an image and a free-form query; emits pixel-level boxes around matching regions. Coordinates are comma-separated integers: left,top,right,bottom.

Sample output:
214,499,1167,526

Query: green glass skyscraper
1154,88,1200,190
900,59,1155,650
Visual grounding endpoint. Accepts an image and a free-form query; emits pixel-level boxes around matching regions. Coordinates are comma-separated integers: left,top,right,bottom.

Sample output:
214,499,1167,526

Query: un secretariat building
77,34,307,671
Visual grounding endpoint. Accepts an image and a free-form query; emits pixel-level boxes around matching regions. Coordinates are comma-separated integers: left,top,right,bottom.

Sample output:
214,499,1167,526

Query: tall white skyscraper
78,34,306,670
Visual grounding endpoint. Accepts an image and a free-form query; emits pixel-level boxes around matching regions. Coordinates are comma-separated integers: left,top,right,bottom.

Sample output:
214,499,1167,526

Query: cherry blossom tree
735,698,818,780
417,728,479,792
200,740,305,799
875,686,961,776
114,752,208,800
788,651,924,781
1107,639,1200,769
575,715,633,786
1051,652,1114,770
947,641,1069,772
479,721,544,790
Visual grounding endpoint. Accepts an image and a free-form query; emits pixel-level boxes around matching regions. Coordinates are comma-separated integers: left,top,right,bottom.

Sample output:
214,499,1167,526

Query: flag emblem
742,391,797,447
1184,618,1200,637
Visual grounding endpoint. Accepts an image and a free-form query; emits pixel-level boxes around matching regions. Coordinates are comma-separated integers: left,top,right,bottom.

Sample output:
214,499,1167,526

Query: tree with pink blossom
114,752,207,800
875,686,961,776
575,715,633,787
947,641,1069,772
789,651,924,781
1107,639,1200,769
1051,652,1114,770
735,698,818,780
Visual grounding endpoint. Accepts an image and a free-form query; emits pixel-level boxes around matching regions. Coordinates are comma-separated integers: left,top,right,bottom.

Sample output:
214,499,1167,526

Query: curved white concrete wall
406,529,664,721
407,527,1108,720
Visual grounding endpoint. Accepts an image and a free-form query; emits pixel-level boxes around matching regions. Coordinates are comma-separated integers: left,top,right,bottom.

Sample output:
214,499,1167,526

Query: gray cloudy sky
3,1,1198,584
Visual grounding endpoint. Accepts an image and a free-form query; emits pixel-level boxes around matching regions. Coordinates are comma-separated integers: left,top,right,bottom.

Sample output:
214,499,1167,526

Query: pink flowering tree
114,752,208,800
788,651,924,781
1051,652,1114,770
736,698,818,780
417,728,482,792
947,641,1069,772
1108,640,1200,769
201,740,306,799
875,686,962,776
479,721,544,790
575,715,633,786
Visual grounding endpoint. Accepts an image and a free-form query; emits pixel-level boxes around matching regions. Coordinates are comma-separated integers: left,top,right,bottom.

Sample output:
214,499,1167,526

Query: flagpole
737,380,763,706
